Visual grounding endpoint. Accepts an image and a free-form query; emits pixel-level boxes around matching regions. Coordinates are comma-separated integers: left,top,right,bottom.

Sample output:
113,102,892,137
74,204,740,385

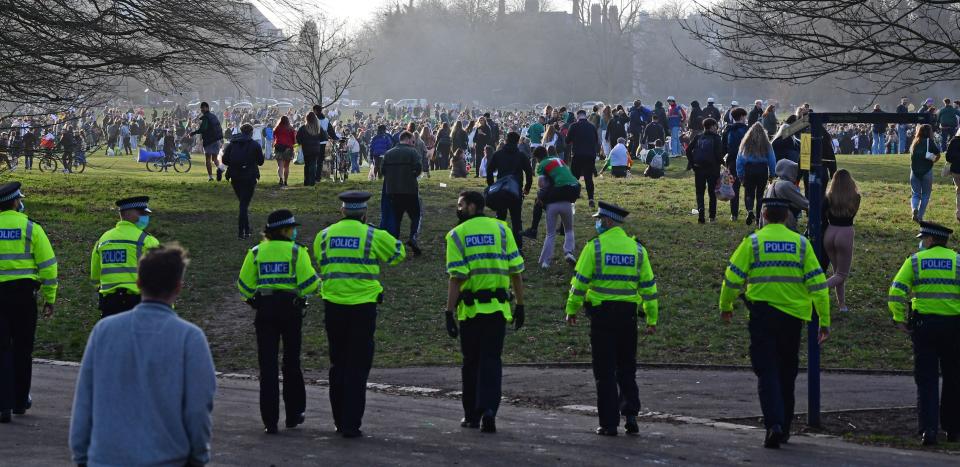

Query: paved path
361,366,915,419
0,363,954,466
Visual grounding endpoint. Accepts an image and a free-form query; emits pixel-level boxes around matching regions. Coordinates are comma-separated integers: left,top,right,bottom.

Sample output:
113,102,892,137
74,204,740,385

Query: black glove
445,310,459,338
513,304,525,330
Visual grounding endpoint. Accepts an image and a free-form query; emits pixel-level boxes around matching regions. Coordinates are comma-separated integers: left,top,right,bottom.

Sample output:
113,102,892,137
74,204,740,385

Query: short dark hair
400,131,414,142
240,123,254,135
702,118,717,130
732,107,748,120
0,199,18,211
200,101,209,108
762,205,789,223
506,131,521,144
459,190,485,212
138,244,189,297
532,145,548,160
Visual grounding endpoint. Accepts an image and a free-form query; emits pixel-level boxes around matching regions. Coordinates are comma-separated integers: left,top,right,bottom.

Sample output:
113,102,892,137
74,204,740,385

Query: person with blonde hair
823,169,861,313
735,123,777,226
909,124,940,222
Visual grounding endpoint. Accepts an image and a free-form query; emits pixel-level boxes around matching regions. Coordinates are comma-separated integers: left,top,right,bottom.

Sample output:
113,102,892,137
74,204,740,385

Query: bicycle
145,151,191,173
323,141,350,182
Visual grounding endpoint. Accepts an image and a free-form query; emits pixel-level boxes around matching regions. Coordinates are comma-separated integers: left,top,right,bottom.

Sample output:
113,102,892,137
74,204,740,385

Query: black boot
480,414,496,433
624,416,639,434
764,425,783,449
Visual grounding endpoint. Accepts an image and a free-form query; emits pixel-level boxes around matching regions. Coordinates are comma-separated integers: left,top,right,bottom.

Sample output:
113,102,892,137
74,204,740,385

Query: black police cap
265,209,300,230
917,221,953,239
116,196,152,213
592,201,629,222
339,191,372,210
0,182,24,203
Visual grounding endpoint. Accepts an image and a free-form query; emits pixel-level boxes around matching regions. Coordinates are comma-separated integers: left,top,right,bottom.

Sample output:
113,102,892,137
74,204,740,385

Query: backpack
693,135,715,166
649,149,664,170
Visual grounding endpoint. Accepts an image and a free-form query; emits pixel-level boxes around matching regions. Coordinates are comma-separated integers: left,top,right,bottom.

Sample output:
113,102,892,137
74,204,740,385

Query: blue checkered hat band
118,201,148,211
267,217,296,228
598,208,624,222
0,189,22,203
343,202,367,210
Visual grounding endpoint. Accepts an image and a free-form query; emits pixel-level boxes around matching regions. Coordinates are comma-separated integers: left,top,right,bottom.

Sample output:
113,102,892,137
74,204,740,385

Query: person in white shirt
608,137,630,177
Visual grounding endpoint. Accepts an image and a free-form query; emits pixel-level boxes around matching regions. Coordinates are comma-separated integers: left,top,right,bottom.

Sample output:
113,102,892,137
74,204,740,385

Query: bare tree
0,0,295,119
680,0,960,95
272,16,370,109
573,0,647,100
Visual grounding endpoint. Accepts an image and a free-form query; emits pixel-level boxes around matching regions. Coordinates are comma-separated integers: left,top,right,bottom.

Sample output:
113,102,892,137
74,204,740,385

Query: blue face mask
595,219,607,235
136,215,150,230
919,240,926,251
17,201,25,213
292,228,298,241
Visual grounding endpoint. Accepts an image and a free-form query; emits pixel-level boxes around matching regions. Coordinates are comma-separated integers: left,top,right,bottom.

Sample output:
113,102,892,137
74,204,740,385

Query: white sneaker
564,253,577,266
539,262,550,270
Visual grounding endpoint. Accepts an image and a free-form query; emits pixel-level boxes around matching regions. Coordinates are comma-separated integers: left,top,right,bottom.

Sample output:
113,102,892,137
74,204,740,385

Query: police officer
90,196,159,318
238,209,319,434
719,198,830,448
313,191,405,438
0,182,57,423
564,201,658,436
444,190,525,434
887,221,960,446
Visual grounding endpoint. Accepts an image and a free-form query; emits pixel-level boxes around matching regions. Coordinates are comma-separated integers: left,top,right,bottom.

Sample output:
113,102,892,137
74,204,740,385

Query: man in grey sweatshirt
762,159,809,232
70,245,216,467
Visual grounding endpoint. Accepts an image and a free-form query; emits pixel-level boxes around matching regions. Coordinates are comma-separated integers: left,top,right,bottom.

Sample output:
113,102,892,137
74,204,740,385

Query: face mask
457,209,469,223
136,215,150,230
292,228,298,241
919,240,926,251
595,219,608,235
17,201,25,213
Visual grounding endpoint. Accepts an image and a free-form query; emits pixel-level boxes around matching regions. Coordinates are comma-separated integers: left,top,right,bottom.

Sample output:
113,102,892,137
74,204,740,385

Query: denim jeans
350,152,360,173
898,125,909,154
942,127,957,153
670,126,681,155
910,170,934,221
872,132,885,155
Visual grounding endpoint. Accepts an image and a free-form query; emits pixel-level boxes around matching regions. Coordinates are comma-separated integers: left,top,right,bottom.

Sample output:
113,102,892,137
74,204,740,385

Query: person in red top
272,116,296,186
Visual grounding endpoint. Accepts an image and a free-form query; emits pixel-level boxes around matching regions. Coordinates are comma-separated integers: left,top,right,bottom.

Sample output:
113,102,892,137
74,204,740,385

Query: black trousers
496,200,524,249
571,155,596,201
747,301,802,431
303,147,323,186
98,291,141,319
531,184,581,231
254,297,305,428
588,303,641,429
437,143,451,169
460,312,506,421
912,314,960,435
231,178,256,237
694,168,718,220
324,301,377,432
729,173,741,219
743,170,768,220
0,280,38,412
389,193,422,243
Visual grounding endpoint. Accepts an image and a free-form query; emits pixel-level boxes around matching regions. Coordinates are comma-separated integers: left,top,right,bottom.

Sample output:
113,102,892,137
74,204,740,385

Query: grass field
2,151,953,372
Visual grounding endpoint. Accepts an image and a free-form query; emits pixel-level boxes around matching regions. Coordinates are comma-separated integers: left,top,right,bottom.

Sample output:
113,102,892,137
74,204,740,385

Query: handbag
483,174,521,211
925,140,937,161
715,166,736,201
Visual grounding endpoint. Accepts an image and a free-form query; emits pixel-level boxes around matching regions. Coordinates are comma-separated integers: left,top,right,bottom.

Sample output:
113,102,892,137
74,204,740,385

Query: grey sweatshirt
70,301,217,466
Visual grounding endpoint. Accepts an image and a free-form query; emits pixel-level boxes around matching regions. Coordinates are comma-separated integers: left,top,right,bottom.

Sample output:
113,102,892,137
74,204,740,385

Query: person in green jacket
939,98,958,150
910,124,941,223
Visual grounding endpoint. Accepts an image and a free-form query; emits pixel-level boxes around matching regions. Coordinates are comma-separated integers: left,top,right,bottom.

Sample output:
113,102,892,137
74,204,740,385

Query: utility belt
458,288,510,306
248,290,306,310
585,300,639,317
0,278,39,294
910,310,960,330
101,288,136,297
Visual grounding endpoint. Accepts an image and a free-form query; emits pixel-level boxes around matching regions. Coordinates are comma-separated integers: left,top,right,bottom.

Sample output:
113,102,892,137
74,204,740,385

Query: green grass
2,151,948,371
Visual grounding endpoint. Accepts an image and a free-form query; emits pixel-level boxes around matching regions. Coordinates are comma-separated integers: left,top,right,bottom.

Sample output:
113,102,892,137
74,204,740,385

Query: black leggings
231,178,256,236
743,170,768,220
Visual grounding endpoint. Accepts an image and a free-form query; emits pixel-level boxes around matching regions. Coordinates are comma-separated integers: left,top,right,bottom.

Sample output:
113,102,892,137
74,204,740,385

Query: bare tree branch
679,0,960,95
